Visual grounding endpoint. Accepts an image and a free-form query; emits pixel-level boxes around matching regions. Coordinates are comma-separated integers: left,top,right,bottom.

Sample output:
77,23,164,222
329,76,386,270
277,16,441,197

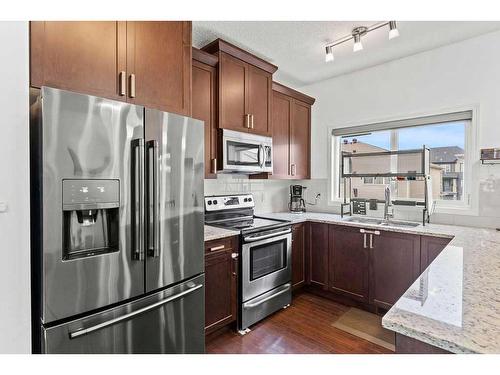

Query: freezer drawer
42,274,205,354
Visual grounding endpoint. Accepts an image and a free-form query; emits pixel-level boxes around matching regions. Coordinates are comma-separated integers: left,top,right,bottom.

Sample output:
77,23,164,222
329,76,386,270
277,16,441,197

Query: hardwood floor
206,291,393,354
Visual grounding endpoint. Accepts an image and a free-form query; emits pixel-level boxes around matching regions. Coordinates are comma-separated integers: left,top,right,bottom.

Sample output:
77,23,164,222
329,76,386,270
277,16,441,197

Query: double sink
342,216,420,228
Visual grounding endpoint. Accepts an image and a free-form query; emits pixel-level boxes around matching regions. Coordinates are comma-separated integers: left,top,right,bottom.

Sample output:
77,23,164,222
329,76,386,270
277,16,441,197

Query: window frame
327,106,479,216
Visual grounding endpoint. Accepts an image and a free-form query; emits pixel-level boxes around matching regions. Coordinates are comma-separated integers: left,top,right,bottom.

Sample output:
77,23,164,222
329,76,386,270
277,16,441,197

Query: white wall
0,22,31,353
299,30,500,228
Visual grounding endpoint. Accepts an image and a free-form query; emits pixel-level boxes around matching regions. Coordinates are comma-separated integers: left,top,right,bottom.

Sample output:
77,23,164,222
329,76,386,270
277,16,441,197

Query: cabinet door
271,91,291,178
219,52,247,131
290,100,311,179
30,21,126,100
204,246,237,334
247,65,272,136
421,236,451,271
329,225,369,302
291,223,306,290
370,231,421,309
127,21,191,115
308,223,329,288
192,60,217,178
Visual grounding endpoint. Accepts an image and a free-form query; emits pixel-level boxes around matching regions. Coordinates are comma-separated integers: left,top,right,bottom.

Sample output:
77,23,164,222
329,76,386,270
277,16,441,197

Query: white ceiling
193,21,500,87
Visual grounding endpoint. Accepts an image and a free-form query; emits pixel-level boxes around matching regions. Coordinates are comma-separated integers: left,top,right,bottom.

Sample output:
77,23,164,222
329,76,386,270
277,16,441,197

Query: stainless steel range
205,194,292,333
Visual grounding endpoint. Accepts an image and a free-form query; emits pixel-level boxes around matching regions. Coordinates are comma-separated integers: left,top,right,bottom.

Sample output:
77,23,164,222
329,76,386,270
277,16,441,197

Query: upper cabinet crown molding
201,38,278,74
192,47,219,67
272,81,316,106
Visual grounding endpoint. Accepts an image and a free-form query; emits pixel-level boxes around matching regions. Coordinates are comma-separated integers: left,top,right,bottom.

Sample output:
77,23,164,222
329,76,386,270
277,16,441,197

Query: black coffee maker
289,185,307,213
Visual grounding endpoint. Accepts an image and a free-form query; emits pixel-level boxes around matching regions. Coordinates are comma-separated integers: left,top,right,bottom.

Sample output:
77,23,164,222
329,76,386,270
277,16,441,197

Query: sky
342,121,465,151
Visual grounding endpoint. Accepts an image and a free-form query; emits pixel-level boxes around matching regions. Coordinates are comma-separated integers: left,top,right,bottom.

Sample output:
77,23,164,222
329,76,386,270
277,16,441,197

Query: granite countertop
258,211,500,353
204,225,239,242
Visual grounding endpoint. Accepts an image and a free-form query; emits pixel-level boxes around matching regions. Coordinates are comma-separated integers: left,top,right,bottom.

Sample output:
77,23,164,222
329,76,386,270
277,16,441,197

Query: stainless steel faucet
384,185,393,220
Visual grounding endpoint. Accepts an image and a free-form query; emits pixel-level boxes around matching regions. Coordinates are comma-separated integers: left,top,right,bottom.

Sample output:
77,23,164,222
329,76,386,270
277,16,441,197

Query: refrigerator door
144,109,204,292
35,87,145,323
42,274,205,354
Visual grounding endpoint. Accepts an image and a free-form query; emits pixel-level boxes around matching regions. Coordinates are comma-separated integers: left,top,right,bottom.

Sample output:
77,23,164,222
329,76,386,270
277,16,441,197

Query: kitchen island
258,212,500,354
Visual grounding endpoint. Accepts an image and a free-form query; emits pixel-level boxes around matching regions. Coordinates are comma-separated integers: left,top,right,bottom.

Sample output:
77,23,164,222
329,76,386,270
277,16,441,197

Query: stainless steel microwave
221,129,272,174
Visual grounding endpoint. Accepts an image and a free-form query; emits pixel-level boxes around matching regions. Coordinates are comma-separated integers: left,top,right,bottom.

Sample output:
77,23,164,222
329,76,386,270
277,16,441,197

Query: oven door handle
243,228,291,243
259,144,265,168
243,283,291,308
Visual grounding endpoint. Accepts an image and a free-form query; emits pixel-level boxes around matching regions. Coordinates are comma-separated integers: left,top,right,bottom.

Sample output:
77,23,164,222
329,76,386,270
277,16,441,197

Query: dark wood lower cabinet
204,236,238,334
307,223,329,289
370,231,421,309
291,223,306,290
395,333,451,354
421,235,452,271
328,225,369,302
305,222,451,312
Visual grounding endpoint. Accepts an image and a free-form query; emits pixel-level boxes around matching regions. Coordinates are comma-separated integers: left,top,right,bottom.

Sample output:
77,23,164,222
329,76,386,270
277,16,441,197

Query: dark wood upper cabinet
204,236,238,334
30,21,126,101
126,21,192,115
328,225,369,302
308,223,329,289
271,91,292,178
247,65,272,135
290,99,311,179
420,235,452,271
255,82,314,180
291,223,306,290
192,48,218,178
30,21,192,116
370,231,421,309
202,39,277,136
218,51,247,131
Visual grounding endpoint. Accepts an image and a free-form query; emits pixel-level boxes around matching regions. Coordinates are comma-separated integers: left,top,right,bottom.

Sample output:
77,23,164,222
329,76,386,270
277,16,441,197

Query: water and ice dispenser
62,179,120,260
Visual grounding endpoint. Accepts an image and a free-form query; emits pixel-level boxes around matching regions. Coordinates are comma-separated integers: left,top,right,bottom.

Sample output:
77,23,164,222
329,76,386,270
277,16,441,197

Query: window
329,110,474,210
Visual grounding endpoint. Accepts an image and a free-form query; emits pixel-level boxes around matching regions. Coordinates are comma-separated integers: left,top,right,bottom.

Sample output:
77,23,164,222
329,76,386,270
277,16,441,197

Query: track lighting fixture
324,21,400,62
389,21,399,40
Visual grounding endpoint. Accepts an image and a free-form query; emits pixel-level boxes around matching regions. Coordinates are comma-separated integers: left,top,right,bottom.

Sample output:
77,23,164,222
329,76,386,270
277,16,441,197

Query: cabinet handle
369,234,374,249
250,114,254,129
209,244,225,252
363,233,367,249
290,163,296,176
244,114,250,129
119,71,126,96
231,253,238,259
129,73,136,98
210,158,217,174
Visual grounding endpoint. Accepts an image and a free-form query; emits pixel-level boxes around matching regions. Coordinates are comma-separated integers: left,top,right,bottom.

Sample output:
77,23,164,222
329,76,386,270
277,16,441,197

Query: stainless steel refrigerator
30,87,205,354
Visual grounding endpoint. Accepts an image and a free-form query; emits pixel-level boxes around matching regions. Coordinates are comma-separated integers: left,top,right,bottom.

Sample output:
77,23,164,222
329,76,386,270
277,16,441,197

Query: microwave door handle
146,140,160,258
259,145,265,168
132,139,145,261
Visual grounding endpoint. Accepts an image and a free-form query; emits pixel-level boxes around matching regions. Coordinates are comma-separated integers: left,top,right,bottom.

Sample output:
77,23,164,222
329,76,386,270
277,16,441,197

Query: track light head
352,26,367,52
389,21,399,40
325,45,334,62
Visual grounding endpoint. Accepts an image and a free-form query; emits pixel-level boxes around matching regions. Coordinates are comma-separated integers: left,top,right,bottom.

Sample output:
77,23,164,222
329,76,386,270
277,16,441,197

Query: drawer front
205,236,236,254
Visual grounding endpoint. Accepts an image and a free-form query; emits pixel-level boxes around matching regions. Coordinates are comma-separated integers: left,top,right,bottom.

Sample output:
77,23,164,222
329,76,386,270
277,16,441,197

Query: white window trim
327,105,480,216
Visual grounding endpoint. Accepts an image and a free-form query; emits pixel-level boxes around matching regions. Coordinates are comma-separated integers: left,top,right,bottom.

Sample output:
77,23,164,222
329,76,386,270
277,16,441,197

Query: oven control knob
213,200,218,205
243,198,248,202
207,200,212,205
248,197,252,202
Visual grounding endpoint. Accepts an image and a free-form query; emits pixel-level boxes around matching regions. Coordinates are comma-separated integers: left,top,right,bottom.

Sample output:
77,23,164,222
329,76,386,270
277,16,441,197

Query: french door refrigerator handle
132,139,145,261
146,140,160,257
69,283,203,339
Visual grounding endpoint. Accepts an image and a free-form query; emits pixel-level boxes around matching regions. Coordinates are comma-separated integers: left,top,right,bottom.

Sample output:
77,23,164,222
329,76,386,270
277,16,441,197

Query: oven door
241,227,292,302
222,130,271,173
